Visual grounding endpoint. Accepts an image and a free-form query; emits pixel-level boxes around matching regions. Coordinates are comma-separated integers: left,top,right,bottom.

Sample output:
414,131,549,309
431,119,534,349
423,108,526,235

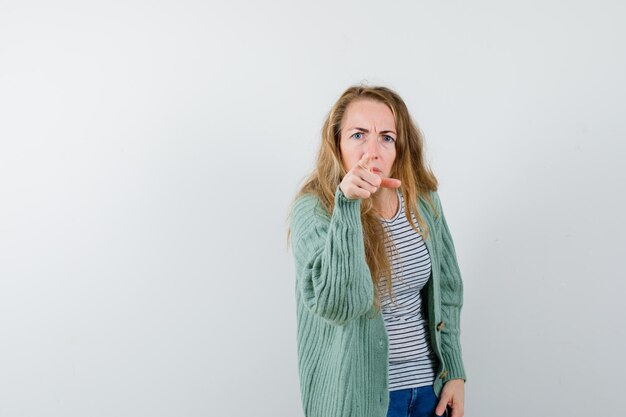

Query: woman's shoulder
417,189,442,218
289,191,331,232
292,192,325,215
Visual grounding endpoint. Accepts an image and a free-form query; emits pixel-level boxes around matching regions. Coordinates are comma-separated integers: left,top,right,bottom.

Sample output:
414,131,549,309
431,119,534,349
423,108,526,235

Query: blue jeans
386,385,448,417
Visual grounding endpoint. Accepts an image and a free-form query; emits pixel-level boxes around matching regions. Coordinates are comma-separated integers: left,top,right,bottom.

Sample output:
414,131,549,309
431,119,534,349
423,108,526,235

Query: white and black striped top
377,189,437,391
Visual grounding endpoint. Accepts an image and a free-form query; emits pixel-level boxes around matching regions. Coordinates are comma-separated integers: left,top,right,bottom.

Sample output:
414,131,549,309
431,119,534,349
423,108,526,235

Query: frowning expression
339,99,397,178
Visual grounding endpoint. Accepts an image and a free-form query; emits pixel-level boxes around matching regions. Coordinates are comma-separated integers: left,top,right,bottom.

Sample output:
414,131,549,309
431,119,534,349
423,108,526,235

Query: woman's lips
372,168,382,174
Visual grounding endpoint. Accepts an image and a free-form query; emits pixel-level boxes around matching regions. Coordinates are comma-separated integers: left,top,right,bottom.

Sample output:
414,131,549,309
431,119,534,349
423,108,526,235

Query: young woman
288,85,467,417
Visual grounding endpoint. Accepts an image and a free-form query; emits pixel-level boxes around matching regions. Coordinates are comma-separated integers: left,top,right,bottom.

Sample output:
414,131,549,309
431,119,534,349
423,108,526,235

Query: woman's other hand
436,379,465,417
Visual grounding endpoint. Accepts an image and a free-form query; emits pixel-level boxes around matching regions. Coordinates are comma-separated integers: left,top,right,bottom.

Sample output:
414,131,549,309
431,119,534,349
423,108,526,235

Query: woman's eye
384,135,395,142
351,132,363,140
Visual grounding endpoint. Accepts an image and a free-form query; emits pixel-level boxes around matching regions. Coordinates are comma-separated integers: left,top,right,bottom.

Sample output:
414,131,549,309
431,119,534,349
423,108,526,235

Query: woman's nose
366,137,381,157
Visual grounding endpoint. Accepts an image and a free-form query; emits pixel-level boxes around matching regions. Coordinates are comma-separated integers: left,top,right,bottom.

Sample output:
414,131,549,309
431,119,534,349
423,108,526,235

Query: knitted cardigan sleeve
433,191,467,382
289,186,375,326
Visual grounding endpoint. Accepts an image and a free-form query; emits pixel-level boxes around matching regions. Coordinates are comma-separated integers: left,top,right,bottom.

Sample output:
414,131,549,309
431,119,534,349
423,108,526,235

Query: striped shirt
377,189,437,391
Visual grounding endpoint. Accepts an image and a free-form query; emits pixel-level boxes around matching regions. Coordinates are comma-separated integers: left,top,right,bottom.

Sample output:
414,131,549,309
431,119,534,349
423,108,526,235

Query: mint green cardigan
289,186,466,417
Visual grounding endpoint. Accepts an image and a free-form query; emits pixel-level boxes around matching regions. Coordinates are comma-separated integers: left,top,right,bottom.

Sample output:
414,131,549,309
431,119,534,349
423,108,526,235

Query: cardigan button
378,340,384,348
437,321,445,331
440,370,448,379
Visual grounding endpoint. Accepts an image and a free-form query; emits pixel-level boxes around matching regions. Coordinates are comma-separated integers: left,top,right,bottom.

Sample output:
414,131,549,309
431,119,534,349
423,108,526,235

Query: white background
1,1,625,416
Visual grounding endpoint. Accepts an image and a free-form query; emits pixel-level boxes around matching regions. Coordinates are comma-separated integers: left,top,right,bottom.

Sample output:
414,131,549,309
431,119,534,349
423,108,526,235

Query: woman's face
339,99,397,178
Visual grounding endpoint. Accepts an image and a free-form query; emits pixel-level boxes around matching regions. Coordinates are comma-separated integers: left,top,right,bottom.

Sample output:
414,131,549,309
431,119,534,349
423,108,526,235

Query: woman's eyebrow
349,127,397,135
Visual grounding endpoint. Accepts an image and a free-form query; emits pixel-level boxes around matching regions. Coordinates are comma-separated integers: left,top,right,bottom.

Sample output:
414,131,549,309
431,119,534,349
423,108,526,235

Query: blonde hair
287,84,439,315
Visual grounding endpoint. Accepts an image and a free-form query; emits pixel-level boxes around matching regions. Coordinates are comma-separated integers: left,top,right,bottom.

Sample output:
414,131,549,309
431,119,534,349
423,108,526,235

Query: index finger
356,152,372,171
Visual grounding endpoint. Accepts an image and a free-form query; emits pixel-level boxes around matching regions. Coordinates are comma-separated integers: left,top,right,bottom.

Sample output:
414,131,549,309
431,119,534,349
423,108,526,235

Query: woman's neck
372,188,399,219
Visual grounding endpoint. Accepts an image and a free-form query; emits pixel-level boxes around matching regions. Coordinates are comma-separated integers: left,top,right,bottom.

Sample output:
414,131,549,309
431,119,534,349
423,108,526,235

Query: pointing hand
339,153,401,200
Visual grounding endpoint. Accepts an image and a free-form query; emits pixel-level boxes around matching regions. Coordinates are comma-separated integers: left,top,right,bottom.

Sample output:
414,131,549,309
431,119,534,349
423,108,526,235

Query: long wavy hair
287,84,440,315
